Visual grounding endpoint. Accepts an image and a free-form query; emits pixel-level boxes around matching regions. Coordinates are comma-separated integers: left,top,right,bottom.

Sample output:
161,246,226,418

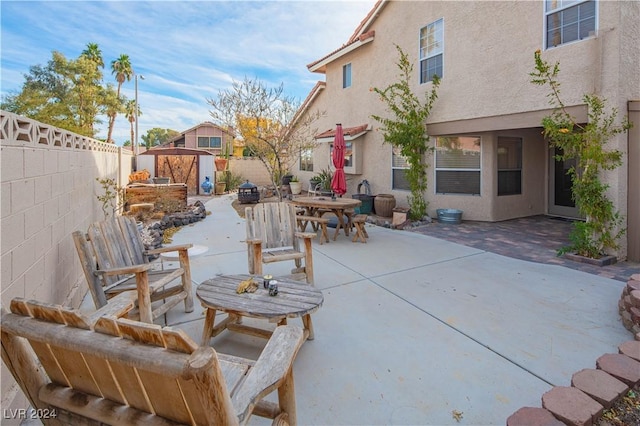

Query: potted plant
289,176,302,195
281,173,294,186
215,181,226,195
310,169,333,196
309,175,322,192
214,156,228,171
215,140,232,171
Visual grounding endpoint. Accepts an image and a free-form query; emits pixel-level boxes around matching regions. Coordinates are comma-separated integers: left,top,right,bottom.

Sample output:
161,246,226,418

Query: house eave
315,124,371,142
308,35,375,74
316,131,368,143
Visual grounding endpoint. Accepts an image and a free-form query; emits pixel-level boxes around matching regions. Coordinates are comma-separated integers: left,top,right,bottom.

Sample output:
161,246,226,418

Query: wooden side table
197,274,324,346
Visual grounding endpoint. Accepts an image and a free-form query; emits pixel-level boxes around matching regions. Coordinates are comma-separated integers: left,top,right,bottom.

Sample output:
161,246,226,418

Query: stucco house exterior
162,121,234,155
295,0,640,261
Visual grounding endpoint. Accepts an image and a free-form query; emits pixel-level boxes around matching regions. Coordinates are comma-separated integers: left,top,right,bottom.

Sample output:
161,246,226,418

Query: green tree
141,128,180,149
531,50,631,258
124,99,140,149
106,54,133,143
371,45,439,220
207,76,323,200
1,45,120,138
81,43,104,68
77,43,106,135
72,55,105,135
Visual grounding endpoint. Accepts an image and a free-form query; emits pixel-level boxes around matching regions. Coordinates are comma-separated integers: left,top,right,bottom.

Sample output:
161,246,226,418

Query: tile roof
306,31,376,71
347,0,386,43
290,81,326,127
306,0,386,72
315,123,370,139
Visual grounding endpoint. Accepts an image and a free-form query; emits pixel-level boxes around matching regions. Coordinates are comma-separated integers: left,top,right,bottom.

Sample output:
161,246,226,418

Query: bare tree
207,76,323,200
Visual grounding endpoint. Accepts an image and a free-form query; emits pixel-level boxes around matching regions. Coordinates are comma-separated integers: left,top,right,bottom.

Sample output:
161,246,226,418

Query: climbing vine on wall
371,45,439,220
530,50,631,258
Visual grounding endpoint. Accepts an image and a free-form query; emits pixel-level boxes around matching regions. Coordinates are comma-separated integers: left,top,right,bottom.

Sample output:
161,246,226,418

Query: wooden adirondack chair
73,215,194,324
1,298,305,426
245,202,316,285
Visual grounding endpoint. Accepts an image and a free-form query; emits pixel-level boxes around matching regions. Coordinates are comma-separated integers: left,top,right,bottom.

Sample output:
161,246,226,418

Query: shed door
157,155,198,195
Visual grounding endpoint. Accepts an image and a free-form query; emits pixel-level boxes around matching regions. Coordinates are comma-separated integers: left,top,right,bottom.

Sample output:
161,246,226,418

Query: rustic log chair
1,298,305,426
73,215,194,324
245,202,316,285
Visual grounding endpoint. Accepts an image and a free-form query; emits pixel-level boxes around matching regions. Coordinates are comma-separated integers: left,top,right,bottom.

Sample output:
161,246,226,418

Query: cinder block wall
230,157,273,186
0,111,132,414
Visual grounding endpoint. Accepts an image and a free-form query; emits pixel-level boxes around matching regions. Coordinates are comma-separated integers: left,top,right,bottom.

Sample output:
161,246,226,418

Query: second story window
420,18,443,83
197,136,222,148
343,63,352,89
545,0,596,48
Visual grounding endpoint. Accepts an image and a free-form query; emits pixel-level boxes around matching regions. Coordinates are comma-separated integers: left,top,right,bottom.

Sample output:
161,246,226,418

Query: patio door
548,147,581,218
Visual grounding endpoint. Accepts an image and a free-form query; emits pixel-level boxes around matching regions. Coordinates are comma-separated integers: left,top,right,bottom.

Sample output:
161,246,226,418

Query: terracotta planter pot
215,182,226,195
215,158,228,171
374,194,396,217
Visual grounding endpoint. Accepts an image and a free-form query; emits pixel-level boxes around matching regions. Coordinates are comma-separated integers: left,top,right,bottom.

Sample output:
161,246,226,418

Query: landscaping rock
571,369,628,408
139,200,207,258
596,353,640,386
506,407,565,426
618,275,640,334
542,386,603,426
619,340,640,362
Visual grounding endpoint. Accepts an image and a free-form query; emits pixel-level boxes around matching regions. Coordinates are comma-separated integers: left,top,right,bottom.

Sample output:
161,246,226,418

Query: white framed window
392,146,410,190
330,141,354,168
197,136,221,148
497,137,522,196
343,63,352,89
435,136,481,195
545,0,596,48
419,18,444,84
299,148,313,172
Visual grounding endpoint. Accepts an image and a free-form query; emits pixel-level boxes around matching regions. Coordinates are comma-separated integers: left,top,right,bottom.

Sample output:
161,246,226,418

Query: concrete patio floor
87,194,632,425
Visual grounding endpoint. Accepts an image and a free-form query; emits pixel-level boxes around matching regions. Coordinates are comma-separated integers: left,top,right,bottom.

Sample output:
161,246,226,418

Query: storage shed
138,147,214,195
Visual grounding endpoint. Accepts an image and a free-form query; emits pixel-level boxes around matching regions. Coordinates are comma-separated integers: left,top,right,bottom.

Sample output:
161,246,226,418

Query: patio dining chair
245,202,316,284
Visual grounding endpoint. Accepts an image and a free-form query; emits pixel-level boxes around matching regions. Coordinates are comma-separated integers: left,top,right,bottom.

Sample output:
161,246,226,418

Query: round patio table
290,196,361,239
197,274,324,346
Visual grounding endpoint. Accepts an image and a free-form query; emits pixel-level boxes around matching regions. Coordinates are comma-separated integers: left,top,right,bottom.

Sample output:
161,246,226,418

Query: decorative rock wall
619,274,640,335
140,201,207,254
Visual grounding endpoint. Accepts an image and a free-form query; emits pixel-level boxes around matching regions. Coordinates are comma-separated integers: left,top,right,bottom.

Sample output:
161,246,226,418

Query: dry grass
596,386,640,426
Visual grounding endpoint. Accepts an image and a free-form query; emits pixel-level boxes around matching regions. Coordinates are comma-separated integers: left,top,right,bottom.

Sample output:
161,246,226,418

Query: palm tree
78,43,104,135
81,43,104,68
125,99,139,150
106,54,132,143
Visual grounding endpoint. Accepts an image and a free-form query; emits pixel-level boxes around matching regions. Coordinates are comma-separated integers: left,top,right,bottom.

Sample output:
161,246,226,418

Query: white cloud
1,0,376,145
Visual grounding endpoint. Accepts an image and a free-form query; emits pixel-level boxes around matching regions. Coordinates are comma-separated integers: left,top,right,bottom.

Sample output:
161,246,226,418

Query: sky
1,0,377,145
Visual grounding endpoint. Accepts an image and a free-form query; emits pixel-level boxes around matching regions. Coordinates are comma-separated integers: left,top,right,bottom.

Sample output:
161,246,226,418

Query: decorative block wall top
1,110,123,154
